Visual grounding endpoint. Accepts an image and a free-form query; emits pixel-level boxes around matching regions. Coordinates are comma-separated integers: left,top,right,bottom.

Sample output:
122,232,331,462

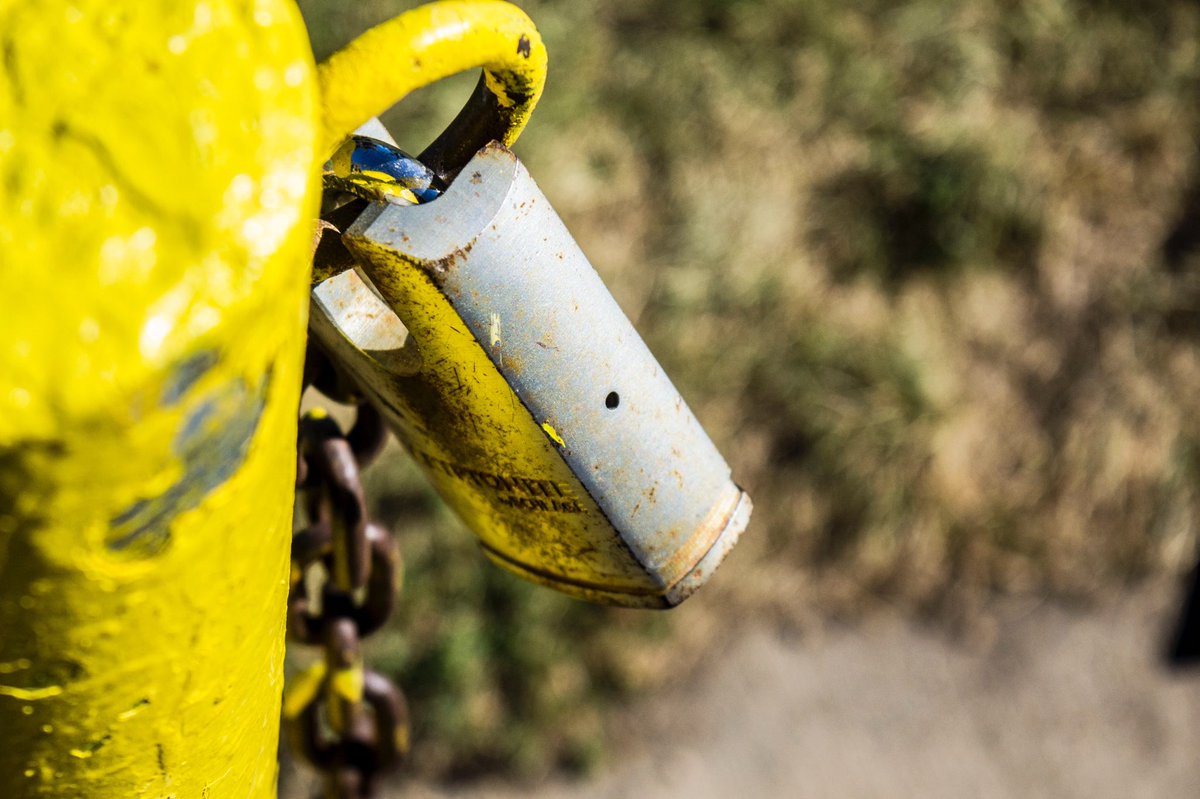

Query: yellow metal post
0,1,319,796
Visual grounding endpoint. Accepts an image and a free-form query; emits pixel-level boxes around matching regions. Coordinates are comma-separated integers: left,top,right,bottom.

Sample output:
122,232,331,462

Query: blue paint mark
106,367,271,556
160,350,218,407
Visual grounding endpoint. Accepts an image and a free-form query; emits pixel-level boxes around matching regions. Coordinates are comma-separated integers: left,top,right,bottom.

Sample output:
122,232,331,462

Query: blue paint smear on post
106,363,272,556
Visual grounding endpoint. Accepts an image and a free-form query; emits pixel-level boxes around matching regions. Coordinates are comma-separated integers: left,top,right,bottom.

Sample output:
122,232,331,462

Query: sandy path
381,584,1200,799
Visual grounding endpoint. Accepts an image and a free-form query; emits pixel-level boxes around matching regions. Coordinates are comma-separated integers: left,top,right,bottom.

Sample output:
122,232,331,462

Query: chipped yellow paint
394,724,411,755
330,664,365,702
316,0,547,158
483,69,518,108
281,663,327,721
541,422,566,449
489,312,502,347
0,1,319,796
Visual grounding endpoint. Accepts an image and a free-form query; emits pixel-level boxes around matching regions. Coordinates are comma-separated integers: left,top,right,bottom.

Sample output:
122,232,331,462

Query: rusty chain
283,338,409,799
283,135,443,796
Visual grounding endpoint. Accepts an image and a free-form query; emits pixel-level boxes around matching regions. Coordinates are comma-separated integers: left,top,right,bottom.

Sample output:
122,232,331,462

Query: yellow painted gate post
0,2,319,796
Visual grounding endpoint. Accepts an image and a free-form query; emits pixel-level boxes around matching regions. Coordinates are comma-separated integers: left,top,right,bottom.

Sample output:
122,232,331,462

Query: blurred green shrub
296,0,1200,782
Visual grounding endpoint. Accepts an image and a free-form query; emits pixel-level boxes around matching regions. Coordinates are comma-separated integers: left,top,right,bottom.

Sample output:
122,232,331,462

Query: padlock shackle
317,0,547,180
418,73,525,183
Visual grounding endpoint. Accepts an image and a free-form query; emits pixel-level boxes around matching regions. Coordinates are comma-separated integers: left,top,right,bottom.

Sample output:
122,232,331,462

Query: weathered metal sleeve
316,0,547,163
0,1,319,795
335,144,751,607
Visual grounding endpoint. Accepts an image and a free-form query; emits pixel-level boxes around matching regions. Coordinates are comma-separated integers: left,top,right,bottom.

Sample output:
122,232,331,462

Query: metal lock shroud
311,142,750,608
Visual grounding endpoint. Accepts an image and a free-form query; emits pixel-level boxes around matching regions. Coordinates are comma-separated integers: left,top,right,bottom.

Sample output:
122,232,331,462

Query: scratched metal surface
326,144,750,606
311,244,660,606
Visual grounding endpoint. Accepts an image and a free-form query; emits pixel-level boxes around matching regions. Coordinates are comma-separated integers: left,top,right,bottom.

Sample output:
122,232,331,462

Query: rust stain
656,483,743,585
502,353,524,375
426,238,476,281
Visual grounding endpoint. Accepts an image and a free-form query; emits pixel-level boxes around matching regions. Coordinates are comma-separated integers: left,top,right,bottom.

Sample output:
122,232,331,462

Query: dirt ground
359,582,1200,799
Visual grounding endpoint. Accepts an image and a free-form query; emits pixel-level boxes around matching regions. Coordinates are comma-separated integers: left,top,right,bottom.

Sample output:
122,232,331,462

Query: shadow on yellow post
0,2,319,796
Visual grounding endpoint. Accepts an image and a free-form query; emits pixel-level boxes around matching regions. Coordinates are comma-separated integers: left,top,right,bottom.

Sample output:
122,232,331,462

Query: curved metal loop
304,339,362,406
285,704,336,772
288,522,399,645
287,520,331,645
292,520,334,570
317,0,548,181
299,410,371,594
283,666,409,791
286,592,322,646
325,768,364,799
361,669,411,769
357,523,401,637
347,403,388,468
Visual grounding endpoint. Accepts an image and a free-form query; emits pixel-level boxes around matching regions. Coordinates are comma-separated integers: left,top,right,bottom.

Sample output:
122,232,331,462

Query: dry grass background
289,0,1200,785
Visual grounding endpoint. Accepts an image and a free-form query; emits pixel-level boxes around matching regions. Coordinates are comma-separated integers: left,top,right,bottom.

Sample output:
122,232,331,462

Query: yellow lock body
0,1,318,796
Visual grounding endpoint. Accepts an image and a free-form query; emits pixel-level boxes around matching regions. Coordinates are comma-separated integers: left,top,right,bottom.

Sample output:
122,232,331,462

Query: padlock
309,4,750,609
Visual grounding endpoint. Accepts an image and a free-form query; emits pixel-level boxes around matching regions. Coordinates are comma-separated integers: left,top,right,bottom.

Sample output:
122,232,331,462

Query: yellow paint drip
0,1,319,796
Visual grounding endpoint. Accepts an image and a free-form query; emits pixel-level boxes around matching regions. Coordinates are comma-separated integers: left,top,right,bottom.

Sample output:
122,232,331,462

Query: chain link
283,137,445,797
284,339,409,799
